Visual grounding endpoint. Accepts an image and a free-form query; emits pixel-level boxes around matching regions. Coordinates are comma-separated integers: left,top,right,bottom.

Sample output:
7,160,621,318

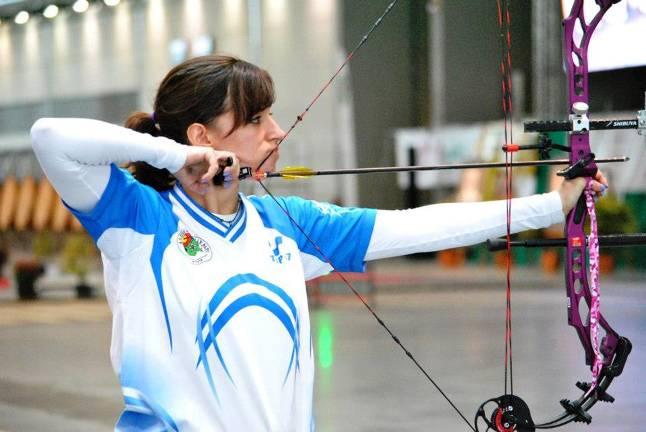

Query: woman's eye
250,116,261,124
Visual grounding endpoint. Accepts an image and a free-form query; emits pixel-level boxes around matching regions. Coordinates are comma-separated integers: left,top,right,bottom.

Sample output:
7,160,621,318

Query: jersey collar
169,184,247,242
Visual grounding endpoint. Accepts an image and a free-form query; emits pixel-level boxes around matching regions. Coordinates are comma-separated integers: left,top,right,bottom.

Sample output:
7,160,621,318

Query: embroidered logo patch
177,229,212,264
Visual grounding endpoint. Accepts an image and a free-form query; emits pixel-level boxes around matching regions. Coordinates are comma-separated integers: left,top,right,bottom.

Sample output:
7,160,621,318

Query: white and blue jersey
70,164,376,432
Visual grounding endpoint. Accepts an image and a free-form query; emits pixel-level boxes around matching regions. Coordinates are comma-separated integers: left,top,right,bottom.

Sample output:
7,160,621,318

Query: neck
184,184,240,215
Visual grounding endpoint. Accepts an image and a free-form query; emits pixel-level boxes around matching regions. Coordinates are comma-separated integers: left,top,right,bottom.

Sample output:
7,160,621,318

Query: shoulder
71,164,172,239
246,194,376,229
246,195,343,221
247,195,310,215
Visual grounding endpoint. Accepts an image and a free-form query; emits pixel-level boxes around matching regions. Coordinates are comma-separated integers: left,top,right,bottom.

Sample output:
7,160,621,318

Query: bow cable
257,181,476,431
251,0,475,430
497,0,515,398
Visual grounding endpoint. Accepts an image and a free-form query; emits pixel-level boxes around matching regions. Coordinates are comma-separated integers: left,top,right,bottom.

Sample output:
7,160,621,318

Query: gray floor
0,266,644,431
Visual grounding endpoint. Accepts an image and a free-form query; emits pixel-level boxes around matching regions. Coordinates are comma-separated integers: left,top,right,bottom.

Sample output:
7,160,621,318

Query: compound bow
475,1,643,430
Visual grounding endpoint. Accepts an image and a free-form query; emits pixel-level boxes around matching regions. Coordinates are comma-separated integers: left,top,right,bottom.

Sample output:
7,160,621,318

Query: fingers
200,152,237,184
209,156,241,190
178,147,240,194
589,170,609,200
558,169,611,215
594,170,608,187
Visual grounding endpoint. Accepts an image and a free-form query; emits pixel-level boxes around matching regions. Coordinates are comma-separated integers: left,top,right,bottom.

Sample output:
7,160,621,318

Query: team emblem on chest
177,229,212,264
269,235,292,264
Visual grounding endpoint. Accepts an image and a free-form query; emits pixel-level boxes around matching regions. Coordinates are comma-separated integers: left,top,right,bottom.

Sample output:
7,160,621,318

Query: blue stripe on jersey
118,387,179,432
227,206,247,242
68,164,178,349
229,196,246,225
200,294,299,384
248,195,377,272
150,207,181,350
195,300,221,403
198,274,300,341
116,410,165,431
195,273,301,400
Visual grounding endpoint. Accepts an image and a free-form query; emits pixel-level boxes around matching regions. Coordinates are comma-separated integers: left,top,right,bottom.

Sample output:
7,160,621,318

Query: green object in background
595,193,638,269
623,193,646,269
62,233,97,297
316,311,335,370
511,247,541,267
535,131,568,194
625,193,646,231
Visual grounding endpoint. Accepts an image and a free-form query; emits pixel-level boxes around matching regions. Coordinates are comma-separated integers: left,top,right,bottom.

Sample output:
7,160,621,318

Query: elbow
30,118,58,150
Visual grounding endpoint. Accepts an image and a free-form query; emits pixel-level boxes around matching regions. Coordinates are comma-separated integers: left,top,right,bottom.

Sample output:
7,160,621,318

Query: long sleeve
30,117,188,212
365,192,564,260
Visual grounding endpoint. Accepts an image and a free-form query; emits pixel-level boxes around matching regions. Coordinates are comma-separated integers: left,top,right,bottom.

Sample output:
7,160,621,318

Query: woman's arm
30,118,188,212
365,192,563,260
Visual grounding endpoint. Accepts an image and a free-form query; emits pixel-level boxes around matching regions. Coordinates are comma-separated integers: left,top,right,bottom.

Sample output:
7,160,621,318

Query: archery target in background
0,176,18,231
32,178,57,231
0,176,84,233
14,176,36,231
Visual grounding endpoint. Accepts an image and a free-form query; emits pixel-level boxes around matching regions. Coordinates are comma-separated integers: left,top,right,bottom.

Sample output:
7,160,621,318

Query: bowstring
497,0,515,397
252,0,475,429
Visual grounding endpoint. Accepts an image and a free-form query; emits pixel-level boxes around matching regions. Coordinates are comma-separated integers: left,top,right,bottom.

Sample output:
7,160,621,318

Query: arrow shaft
256,157,628,179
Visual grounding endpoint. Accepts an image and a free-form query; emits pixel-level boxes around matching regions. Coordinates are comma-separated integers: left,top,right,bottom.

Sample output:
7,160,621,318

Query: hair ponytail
125,111,176,191
125,111,159,136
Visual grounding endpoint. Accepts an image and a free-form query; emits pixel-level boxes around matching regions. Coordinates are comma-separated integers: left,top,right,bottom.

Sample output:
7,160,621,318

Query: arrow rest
556,152,596,179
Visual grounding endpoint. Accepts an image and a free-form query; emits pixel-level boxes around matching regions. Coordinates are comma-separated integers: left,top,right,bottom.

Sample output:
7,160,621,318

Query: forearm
365,192,564,260
30,118,187,211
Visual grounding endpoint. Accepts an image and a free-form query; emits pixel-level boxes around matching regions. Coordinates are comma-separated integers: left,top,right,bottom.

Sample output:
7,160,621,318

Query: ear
186,123,213,147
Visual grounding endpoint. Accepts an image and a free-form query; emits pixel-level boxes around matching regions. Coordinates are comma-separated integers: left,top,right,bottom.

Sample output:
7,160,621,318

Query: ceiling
0,0,78,18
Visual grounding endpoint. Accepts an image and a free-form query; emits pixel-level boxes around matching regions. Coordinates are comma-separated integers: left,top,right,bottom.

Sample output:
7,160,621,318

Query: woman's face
208,107,285,172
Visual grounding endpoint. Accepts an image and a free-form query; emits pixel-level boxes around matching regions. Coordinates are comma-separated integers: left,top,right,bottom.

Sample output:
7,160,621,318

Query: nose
268,116,286,145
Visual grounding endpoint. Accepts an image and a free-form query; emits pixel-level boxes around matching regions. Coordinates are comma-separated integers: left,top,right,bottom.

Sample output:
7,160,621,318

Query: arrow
239,156,629,181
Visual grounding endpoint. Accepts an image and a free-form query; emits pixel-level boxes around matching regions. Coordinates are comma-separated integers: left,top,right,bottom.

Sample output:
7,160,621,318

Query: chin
258,161,276,173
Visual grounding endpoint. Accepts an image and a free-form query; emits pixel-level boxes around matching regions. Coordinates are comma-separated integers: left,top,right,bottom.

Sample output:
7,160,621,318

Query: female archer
31,54,606,431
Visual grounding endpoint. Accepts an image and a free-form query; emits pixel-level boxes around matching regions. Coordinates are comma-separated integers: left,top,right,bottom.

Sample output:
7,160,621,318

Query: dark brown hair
125,55,275,191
